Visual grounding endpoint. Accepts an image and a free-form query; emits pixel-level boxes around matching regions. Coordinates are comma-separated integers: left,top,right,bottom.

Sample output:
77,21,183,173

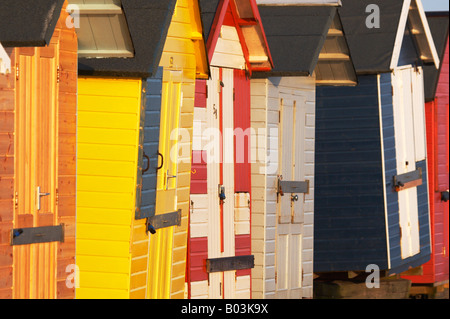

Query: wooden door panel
149,70,183,299
276,93,306,298
279,98,294,224
392,67,421,259
14,45,58,299
293,95,307,224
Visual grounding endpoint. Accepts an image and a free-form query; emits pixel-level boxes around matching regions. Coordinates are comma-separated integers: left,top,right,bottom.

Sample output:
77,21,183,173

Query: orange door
13,45,59,299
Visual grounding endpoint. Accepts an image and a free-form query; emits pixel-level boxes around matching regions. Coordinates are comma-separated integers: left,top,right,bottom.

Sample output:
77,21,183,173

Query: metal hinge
14,192,18,209
57,65,60,83
278,110,281,123
15,63,19,81
233,88,235,101
205,84,208,99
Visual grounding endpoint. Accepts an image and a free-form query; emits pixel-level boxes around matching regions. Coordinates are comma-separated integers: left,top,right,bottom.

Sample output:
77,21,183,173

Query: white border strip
377,74,391,270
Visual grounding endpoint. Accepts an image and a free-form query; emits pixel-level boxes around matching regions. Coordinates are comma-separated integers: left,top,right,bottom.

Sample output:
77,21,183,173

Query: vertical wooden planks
234,69,251,193
392,67,421,259
151,0,201,299
0,47,15,300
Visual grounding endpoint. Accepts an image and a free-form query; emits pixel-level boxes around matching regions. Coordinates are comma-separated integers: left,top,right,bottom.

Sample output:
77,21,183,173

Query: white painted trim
377,74,391,270
76,4,123,15
390,0,412,70
256,0,341,6
0,43,11,75
414,0,441,69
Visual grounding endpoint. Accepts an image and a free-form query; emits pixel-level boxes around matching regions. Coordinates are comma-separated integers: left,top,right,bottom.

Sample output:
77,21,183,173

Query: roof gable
339,0,440,74
0,0,65,47
253,3,357,85
187,0,210,79
257,5,335,76
423,12,449,102
74,0,177,78
199,0,273,72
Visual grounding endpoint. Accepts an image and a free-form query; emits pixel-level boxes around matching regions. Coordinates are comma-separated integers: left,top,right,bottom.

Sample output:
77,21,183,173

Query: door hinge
14,192,19,209
205,84,208,99
233,88,235,101
57,65,60,83
56,188,59,206
278,110,281,123
15,63,19,81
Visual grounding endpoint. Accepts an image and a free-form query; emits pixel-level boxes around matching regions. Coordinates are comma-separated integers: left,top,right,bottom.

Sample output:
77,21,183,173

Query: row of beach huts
0,0,448,299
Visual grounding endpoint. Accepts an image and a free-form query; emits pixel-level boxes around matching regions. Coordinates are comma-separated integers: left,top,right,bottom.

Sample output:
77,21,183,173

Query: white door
276,93,307,299
392,66,422,259
206,67,236,299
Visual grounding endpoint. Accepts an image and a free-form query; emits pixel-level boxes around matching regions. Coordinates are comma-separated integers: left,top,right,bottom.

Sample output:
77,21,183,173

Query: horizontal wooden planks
76,77,142,298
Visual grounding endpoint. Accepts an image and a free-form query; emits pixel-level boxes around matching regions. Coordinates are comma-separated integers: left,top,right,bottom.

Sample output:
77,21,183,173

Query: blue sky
422,0,449,12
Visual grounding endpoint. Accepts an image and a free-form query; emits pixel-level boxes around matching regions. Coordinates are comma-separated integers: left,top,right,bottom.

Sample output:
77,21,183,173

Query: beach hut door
392,66,423,259
276,94,306,298
205,67,237,298
149,70,182,298
13,46,59,298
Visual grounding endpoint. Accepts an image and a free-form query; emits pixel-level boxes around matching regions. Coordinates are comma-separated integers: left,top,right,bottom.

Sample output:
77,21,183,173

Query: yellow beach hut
72,0,208,299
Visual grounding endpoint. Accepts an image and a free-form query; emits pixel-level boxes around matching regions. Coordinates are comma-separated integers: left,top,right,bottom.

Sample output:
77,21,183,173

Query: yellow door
76,77,143,299
148,70,182,298
14,45,58,299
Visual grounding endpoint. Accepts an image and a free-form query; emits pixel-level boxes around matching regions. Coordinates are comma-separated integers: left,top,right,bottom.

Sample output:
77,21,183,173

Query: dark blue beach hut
314,0,440,275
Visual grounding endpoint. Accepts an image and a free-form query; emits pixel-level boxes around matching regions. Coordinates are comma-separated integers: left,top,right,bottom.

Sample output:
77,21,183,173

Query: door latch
37,186,50,211
291,194,299,202
219,185,226,202
166,170,177,190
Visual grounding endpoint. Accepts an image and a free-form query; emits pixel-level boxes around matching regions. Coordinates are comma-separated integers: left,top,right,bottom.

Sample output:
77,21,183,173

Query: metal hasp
206,255,255,273
393,168,423,192
441,190,449,202
277,177,309,196
147,209,182,234
11,224,64,246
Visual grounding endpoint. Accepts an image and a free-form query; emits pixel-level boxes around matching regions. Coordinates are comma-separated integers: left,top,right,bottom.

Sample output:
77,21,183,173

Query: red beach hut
403,11,449,298
186,0,273,299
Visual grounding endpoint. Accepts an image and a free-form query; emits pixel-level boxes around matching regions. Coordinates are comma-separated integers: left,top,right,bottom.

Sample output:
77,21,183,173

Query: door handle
37,186,51,211
157,152,164,170
166,170,177,190
142,152,150,174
